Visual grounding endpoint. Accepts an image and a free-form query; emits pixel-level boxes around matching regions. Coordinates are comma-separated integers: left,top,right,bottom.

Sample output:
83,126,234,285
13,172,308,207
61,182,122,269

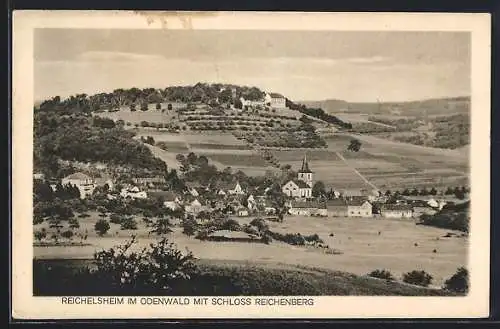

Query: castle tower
297,154,313,187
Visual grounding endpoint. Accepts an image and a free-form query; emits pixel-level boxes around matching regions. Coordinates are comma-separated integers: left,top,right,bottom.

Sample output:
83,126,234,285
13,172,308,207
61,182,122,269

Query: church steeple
297,153,313,188
300,154,312,173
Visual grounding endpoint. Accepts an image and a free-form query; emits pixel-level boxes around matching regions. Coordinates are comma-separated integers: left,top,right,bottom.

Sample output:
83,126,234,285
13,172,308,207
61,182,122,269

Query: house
120,186,148,199
94,176,114,191
239,97,265,108
132,176,166,186
227,182,245,195
185,198,206,214
33,173,45,181
237,206,249,217
346,199,372,217
326,199,348,217
412,206,437,218
148,191,182,211
188,187,199,197
288,200,323,216
265,93,287,109
427,198,447,210
61,172,96,199
246,194,257,211
282,154,313,198
380,204,413,218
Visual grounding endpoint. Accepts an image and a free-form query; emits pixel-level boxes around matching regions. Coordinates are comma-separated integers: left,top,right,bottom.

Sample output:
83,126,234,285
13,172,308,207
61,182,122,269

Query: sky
34,29,470,102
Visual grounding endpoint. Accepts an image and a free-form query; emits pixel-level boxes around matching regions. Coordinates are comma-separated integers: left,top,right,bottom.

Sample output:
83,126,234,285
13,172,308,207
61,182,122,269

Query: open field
33,214,467,288
319,134,469,190
136,130,469,190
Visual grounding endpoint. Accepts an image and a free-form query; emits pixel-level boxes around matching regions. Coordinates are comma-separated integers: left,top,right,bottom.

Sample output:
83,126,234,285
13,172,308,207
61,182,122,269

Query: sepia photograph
12,11,490,319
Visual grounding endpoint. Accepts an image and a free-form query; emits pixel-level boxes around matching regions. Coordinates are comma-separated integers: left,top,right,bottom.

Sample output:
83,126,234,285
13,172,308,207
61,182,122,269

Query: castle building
282,154,314,199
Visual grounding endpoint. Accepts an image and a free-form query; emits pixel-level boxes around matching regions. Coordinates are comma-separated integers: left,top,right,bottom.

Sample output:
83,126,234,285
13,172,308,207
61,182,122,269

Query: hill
302,96,470,117
33,258,455,296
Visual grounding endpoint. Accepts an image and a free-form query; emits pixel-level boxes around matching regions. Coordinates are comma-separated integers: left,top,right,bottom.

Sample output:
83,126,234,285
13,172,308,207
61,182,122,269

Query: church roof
299,154,313,173
291,179,311,189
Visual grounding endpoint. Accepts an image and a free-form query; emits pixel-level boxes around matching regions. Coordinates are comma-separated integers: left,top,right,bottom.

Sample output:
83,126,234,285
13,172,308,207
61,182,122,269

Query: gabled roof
285,179,310,189
326,199,348,207
291,200,322,209
148,191,179,201
381,204,413,211
269,93,285,99
63,172,92,181
346,198,371,207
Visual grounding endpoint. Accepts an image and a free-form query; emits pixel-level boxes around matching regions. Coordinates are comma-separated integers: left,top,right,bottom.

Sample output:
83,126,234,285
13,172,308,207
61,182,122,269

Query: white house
227,181,245,195
237,206,249,217
188,187,199,197
265,93,286,109
346,199,373,217
120,186,148,199
61,172,96,199
427,198,447,210
185,198,206,214
246,194,257,211
380,204,413,218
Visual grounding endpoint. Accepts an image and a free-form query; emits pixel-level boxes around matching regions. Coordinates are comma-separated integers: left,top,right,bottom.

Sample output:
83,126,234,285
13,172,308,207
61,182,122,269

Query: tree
419,188,429,196
182,219,197,236
150,217,173,236
401,188,410,196
445,187,454,195
95,219,110,236
167,103,173,111
444,267,469,293
120,218,138,230
347,139,362,152
92,236,197,293
156,103,162,110
141,103,149,111
312,181,326,197
234,99,243,109
34,229,47,242
429,187,438,196
454,188,466,200
130,104,137,112
402,270,433,287
368,269,395,281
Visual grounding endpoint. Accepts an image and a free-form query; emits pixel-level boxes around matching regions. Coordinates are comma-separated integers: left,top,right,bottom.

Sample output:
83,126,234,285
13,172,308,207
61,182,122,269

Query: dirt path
335,151,379,190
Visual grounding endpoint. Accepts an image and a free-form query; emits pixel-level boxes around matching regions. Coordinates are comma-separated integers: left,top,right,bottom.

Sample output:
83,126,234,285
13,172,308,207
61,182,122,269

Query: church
282,154,313,199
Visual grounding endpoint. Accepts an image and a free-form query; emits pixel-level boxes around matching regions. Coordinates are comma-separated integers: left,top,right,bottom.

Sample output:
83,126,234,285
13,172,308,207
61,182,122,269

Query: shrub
120,218,138,230
182,219,197,236
94,219,110,236
92,236,198,293
34,230,47,242
368,269,395,281
110,214,122,224
443,267,469,293
403,270,433,287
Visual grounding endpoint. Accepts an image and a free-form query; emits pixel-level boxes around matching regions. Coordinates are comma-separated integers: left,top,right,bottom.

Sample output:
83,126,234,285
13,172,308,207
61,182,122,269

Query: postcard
12,10,490,319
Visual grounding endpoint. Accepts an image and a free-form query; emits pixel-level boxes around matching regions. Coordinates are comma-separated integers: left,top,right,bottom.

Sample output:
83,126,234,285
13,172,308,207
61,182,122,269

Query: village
36,153,451,225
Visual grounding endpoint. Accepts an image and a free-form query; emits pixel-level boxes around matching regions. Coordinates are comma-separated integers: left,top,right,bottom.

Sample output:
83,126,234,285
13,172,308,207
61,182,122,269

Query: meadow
33,213,467,288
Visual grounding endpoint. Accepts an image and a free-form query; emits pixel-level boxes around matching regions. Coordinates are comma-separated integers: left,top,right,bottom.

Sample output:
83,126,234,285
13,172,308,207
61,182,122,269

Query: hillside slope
34,258,456,296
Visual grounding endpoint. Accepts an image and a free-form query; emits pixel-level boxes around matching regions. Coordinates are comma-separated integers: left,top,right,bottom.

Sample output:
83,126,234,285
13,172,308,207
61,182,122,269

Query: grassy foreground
33,258,456,296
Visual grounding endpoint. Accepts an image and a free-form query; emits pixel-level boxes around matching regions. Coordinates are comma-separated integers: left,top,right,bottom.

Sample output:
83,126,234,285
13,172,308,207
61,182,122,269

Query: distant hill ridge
301,96,470,117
